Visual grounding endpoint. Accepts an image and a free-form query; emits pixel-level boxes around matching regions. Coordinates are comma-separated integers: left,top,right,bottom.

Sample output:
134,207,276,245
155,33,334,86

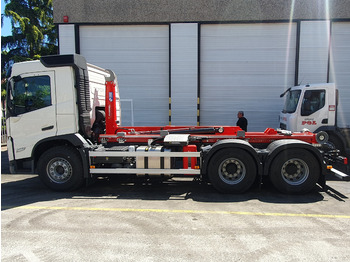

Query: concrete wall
53,0,350,24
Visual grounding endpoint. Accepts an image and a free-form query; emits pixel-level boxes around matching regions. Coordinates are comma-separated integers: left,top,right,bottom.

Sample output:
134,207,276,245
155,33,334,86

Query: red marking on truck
302,120,317,125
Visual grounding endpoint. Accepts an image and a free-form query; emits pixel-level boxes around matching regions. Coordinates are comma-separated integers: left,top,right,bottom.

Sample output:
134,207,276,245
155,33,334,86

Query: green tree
1,0,57,104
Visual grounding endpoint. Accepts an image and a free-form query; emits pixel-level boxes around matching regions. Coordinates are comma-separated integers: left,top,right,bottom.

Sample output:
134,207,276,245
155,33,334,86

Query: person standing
236,111,248,131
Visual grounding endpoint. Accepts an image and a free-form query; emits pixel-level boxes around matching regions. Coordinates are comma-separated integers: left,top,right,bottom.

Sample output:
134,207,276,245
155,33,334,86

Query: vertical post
105,70,118,135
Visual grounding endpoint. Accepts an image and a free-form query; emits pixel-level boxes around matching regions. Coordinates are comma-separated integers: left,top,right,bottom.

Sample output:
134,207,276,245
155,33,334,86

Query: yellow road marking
2,205,350,219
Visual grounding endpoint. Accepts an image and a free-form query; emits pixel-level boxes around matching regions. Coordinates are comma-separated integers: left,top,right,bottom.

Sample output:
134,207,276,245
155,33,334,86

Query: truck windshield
282,90,301,113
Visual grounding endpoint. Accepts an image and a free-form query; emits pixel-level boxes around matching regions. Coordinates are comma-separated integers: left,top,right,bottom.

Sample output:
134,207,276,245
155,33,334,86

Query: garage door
200,23,297,131
80,25,169,126
329,22,350,128
298,21,330,84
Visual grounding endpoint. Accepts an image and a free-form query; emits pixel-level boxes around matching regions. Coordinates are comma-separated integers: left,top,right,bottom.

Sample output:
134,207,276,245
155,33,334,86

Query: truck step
331,168,350,181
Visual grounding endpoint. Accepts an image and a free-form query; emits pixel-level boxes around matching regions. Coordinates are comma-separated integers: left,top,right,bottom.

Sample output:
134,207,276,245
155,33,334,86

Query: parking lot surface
2,147,350,261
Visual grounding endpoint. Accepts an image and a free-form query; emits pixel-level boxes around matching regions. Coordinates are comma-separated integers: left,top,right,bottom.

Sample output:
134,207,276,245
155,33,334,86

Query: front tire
269,149,320,194
37,146,84,191
208,149,257,193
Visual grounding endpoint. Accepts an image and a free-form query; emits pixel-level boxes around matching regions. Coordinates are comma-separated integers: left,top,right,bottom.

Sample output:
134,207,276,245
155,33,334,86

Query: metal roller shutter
200,23,297,131
298,21,330,84
170,23,198,126
329,22,350,128
80,25,169,126
58,24,76,54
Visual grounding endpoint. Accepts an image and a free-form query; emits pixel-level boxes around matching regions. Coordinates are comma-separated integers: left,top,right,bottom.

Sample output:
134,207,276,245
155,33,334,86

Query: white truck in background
279,83,350,167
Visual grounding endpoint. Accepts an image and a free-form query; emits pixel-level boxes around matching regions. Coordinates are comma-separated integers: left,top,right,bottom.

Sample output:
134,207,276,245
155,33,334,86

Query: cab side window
301,90,325,116
13,76,51,115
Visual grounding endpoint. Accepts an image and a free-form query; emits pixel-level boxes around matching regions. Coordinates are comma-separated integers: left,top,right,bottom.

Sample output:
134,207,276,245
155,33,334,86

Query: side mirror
6,78,15,117
6,76,22,117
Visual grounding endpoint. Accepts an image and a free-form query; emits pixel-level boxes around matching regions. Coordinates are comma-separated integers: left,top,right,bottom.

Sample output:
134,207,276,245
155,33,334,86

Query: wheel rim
46,157,73,184
281,158,309,186
218,158,246,185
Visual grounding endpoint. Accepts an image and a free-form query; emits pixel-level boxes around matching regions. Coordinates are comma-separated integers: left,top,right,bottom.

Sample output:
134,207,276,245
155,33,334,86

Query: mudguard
201,139,263,177
32,133,92,178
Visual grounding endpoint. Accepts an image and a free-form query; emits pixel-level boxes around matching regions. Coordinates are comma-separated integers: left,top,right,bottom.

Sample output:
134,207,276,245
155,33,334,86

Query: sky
1,0,12,36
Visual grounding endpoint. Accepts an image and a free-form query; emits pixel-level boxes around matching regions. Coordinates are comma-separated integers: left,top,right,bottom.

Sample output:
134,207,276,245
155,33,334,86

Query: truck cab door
6,71,56,161
296,89,328,132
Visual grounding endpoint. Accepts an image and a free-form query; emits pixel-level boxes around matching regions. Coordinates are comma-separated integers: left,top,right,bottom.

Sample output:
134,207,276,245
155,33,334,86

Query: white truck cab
280,83,350,156
6,54,120,173
280,83,337,133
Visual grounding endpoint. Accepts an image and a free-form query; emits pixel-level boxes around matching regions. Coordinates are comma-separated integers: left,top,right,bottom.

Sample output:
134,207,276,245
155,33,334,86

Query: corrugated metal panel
298,21,330,84
171,23,198,125
329,22,350,128
79,25,169,126
58,25,76,54
200,23,297,131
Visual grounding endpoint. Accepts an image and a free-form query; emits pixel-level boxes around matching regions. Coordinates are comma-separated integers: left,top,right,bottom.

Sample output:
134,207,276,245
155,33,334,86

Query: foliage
1,0,58,102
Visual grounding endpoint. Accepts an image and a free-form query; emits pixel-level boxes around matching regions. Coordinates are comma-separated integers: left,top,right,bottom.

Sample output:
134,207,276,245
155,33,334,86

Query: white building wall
58,24,76,54
60,20,350,130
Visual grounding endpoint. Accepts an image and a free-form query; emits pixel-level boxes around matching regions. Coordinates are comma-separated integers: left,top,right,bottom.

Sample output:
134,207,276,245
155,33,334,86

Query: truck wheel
269,149,320,194
208,149,257,193
37,146,84,191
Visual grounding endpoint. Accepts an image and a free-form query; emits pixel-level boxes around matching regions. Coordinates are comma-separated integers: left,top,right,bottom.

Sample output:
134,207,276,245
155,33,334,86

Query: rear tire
37,146,84,191
208,149,257,193
269,149,320,194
